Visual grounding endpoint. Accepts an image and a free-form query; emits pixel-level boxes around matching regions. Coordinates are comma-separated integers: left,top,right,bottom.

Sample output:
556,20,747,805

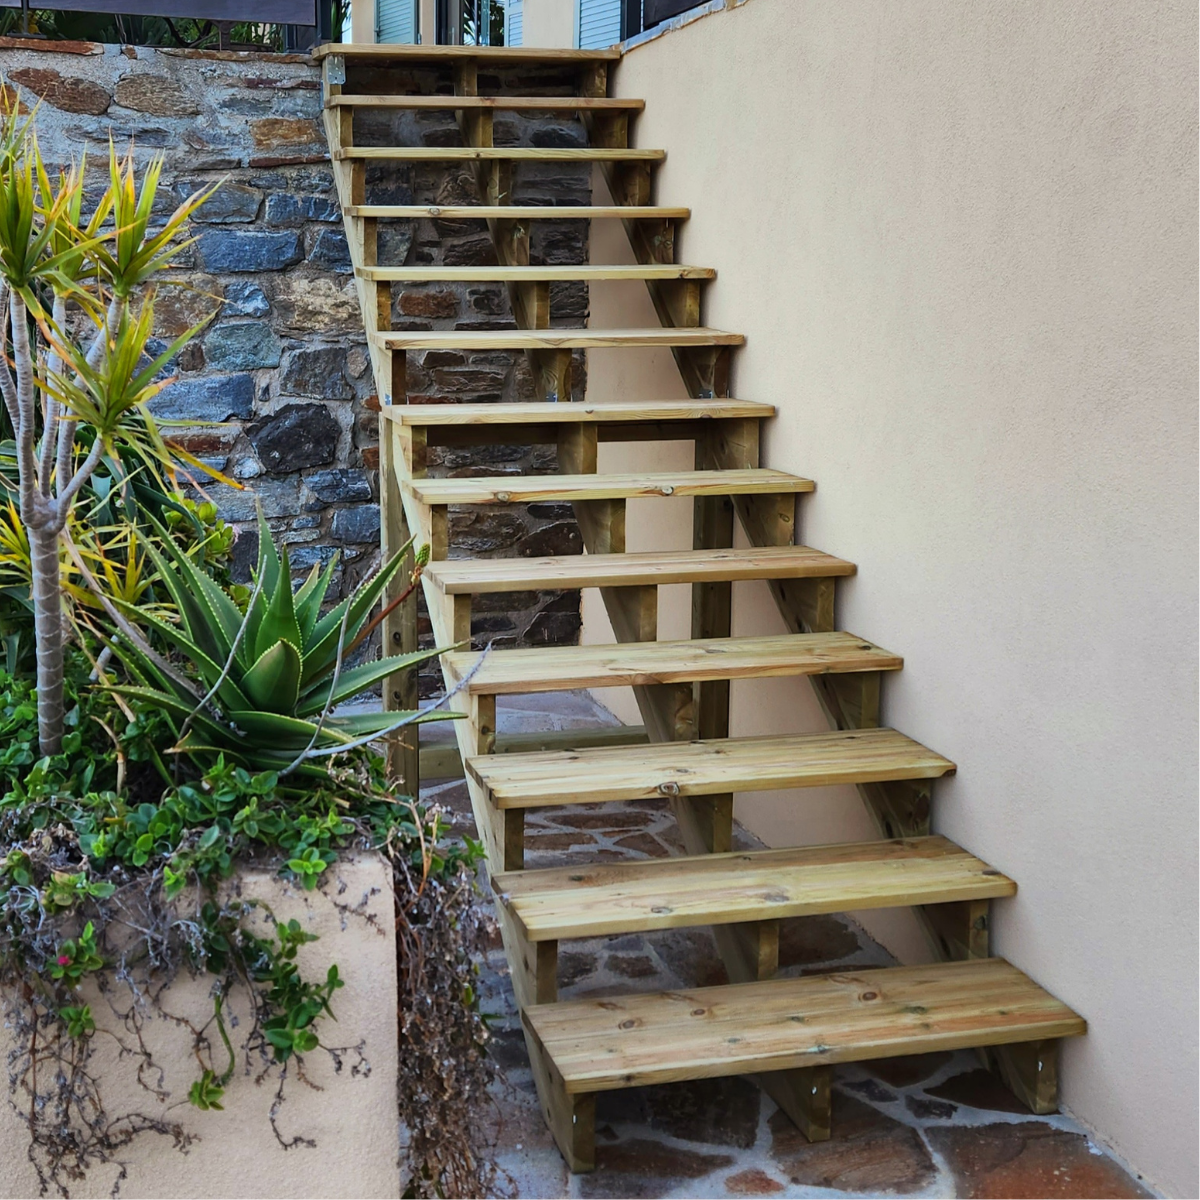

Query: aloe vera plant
110,516,451,772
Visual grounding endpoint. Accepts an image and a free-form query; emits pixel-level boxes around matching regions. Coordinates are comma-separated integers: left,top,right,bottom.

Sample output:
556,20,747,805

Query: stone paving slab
420,693,1155,1199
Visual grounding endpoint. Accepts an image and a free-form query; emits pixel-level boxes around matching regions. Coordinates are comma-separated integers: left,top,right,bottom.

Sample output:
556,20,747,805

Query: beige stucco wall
522,0,578,49
583,0,1199,1194
0,855,399,1199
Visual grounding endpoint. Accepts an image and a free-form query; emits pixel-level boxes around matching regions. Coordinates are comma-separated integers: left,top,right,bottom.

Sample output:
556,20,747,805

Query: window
376,0,417,42
578,0,621,50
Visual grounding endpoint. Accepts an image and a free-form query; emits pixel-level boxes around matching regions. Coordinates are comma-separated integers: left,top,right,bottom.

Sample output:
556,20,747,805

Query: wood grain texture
427,545,853,595
347,204,687,220
372,327,744,350
381,399,773,425
492,835,1013,941
444,631,902,696
468,727,952,808
360,264,714,281
337,146,665,162
523,958,1086,1093
409,469,810,506
330,95,643,110
314,43,622,62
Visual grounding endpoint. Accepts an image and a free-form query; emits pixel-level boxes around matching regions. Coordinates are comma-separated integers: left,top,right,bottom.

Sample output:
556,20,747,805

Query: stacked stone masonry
0,41,588,690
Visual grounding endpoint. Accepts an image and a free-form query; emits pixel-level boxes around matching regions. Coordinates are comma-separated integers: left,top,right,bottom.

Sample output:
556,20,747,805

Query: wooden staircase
317,43,1085,1173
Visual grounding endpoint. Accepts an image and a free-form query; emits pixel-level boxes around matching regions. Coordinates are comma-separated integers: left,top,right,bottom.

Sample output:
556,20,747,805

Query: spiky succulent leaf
241,639,302,714
294,555,338,642
302,550,406,687
294,647,445,718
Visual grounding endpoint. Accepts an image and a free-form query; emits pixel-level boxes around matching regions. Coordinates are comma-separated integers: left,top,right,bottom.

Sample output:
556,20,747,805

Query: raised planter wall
0,853,399,1199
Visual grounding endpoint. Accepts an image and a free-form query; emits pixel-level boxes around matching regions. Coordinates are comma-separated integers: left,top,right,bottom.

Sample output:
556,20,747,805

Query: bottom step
523,958,1085,1170
525,957,1085,1093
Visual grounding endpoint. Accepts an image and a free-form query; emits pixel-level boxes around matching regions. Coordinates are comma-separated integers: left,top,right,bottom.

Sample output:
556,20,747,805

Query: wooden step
469,727,949,809
373,327,743,351
381,399,773,426
429,545,853,597
347,205,688,220
315,43,621,63
360,264,714,282
336,146,665,163
408,468,811,507
494,835,1010,941
444,631,901,696
329,95,644,111
524,957,1087,1094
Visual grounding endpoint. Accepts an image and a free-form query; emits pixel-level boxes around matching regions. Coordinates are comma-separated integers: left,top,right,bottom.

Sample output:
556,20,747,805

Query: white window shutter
376,0,417,43
578,0,621,49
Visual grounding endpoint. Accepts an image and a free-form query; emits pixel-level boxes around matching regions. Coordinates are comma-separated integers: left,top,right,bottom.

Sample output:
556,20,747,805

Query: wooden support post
524,1028,596,1173
374,279,391,331
760,1066,833,1143
923,898,991,962
676,344,730,398
510,931,559,1006
361,215,378,267
379,418,419,792
531,347,573,402
451,593,472,645
982,1039,1062,1116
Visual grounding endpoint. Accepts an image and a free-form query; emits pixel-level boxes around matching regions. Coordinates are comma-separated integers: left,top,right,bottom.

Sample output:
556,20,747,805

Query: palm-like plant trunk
28,520,63,754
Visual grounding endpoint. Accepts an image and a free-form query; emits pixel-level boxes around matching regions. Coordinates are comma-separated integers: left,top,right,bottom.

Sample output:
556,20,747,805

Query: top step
329,95,644,111
315,43,622,63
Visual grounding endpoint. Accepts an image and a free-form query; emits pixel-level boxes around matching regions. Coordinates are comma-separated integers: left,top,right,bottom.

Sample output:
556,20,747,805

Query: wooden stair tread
347,205,688,219
444,631,902,695
408,468,811,506
360,264,715,281
336,146,665,162
316,43,622,62
330,95,643,111
468,727,951,808
373,328,743,350
494,835,1010,941
524,957,1087,1093
381,399,774,426
428,545,853,596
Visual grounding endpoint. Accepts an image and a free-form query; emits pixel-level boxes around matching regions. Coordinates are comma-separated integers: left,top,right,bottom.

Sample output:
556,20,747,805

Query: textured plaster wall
0,854,399,1199
583,0,1199,1193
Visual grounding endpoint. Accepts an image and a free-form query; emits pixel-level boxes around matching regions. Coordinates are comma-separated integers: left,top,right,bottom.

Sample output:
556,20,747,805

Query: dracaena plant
0,96,219,756
108,515,450,775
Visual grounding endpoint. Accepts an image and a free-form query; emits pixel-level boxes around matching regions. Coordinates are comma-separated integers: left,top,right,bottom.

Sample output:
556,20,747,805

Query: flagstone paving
419,692,1156,1200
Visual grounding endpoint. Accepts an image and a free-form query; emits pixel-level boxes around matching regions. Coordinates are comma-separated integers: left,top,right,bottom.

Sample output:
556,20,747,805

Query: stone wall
0,40,587,691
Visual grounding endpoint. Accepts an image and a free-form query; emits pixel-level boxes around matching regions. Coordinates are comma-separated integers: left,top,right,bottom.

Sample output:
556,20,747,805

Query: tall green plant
0,99,216,755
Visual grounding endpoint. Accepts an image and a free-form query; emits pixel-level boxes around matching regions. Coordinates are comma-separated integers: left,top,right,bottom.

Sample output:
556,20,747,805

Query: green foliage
50,920,102,984
59,1003,94,1039
110,515,454,771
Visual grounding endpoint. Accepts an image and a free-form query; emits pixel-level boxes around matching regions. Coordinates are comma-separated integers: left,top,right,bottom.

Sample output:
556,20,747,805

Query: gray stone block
177,181,263,223
149,373,254,422
198,229,303,273
307,227,352,273
280,347,352,400
265,193,341,225
305,468,373,504
204,322,282,370
202,478,301,523
222,281,270,317
331,504,381,544
248,403,339,473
